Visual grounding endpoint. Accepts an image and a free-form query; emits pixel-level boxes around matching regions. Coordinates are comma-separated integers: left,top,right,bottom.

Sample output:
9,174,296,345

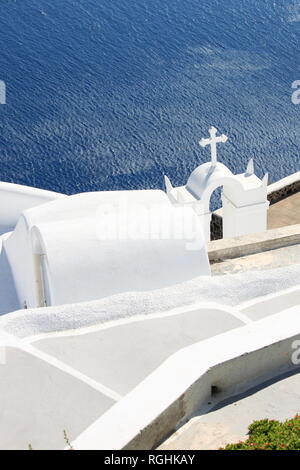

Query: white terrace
0,128,299,449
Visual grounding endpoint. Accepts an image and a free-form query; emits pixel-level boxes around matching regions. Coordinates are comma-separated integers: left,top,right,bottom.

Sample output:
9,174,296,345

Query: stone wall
267,179,300,205
211,212,223,241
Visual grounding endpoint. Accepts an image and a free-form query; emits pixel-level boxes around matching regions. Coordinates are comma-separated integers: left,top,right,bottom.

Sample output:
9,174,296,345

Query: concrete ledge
72,308,300,450
207,224,300,262
267,171,300,197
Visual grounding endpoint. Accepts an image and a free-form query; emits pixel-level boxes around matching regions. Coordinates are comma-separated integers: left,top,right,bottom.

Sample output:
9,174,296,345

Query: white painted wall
222,195,269,239
4,215,40,309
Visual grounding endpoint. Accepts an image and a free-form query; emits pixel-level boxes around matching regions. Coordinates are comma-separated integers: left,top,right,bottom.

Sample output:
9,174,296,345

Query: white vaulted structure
3,189,210,309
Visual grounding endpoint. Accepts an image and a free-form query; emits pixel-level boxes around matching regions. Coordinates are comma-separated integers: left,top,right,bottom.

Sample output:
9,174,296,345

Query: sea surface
0,0,300,203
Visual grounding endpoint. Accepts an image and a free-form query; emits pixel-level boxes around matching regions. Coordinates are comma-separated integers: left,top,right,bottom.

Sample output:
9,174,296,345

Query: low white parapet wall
211,171,300,240
267,171,300,196
72,307,300,450
207,223,300,262
0,182,65,227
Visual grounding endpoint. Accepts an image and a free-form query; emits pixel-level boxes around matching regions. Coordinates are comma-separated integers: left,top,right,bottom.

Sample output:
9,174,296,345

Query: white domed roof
186,162,233,199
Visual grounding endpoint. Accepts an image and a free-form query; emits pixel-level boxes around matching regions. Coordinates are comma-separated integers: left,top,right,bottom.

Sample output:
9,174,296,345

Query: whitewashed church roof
4,189,210,308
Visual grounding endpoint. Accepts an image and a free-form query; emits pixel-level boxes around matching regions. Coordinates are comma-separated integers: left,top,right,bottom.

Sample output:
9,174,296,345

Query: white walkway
0,286,298,449
1,223,300,449
0,306,244,450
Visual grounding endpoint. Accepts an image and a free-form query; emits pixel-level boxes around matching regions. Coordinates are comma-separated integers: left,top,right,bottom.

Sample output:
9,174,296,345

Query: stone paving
268,192,300,229
211,242,300,275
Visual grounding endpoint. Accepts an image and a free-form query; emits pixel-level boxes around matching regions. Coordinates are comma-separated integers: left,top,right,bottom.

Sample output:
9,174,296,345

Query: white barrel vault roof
28,190,210,306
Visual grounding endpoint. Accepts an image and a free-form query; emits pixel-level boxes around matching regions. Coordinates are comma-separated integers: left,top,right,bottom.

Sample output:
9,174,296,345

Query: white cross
199,126,228,167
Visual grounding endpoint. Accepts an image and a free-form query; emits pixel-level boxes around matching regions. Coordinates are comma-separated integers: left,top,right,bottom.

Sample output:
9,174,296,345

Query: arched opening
199,176,246,242
209,186,223,212
208,186,223,241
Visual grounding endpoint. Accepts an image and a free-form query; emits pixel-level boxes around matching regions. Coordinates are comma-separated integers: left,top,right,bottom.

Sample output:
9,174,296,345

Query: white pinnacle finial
199,126,228,167
164,175,173,194
246,158,254,176
262,173,269,187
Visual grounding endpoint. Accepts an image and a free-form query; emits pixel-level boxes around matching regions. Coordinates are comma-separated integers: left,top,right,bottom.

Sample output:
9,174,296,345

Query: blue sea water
0,0,300,199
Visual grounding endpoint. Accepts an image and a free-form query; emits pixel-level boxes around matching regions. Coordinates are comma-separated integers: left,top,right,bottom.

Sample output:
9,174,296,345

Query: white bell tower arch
164,127,269,241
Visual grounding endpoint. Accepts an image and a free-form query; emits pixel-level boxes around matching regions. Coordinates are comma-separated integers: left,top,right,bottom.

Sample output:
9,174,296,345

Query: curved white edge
0,182,66,228
0,181,65,198
1,282,299,341
0,300,245,345
72,307,300,450
212,173,300,214
23,301,242,343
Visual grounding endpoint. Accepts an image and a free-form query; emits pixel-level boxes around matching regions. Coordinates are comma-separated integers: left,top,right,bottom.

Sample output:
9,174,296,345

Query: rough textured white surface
2,263,300,339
